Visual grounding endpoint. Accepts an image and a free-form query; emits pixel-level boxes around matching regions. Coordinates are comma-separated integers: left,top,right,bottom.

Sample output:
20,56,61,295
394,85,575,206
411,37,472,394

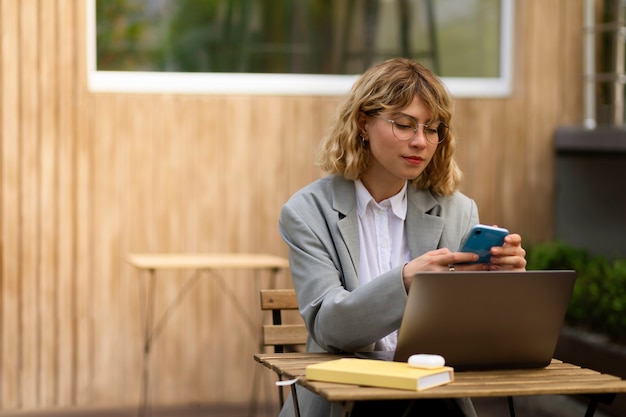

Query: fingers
447,252,480,265
452,262,490,272
403,234,528,286
491,233,525,255
489,258,527,271
503,233,523,247
402,248,476,279
489,233,527,270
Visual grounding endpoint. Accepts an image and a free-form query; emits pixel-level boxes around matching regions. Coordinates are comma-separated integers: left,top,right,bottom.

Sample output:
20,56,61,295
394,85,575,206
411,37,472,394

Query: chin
407,169,426,180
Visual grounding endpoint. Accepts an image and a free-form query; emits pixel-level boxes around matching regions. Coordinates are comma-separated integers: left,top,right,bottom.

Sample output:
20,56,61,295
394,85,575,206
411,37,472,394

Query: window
87,0,514,97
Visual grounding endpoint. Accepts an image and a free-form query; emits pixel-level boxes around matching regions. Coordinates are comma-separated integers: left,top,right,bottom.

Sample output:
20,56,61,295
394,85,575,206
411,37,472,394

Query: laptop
362,270,576,370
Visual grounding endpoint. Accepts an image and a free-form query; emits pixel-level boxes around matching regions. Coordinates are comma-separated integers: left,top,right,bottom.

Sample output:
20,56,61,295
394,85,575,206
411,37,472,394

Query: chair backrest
260,289,307,353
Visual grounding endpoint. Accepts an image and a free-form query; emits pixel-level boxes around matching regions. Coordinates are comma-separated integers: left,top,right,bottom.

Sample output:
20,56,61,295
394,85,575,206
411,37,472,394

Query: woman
278,58,527,417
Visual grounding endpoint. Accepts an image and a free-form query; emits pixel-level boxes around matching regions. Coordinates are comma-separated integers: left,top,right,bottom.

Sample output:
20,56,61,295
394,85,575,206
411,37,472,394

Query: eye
394,117,416,130
424,126,438,135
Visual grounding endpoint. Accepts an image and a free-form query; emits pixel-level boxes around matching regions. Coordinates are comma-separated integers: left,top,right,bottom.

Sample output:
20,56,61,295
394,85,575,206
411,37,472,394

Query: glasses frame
377,116,449,145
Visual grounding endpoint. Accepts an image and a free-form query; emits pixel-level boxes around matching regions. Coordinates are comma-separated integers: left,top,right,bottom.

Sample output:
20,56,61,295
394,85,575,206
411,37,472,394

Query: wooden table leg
340,401,354,417
138,268,156,417
585,393,616,417
507,396,516,417
290,384,301,417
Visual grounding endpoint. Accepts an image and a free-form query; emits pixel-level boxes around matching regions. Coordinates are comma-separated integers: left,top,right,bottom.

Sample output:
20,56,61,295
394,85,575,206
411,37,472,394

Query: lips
403,156,424,165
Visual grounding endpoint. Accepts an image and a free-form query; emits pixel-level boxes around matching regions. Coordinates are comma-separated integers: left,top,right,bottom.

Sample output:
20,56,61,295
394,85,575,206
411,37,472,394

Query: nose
409,125,428,147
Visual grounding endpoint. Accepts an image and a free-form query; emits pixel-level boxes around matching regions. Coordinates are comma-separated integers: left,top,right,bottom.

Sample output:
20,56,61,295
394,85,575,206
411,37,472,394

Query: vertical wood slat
498,0,528,234
0,0,587,412
153,95,191,404
1,0,22,409
120,95,154,404
19,0,41,408
524,0,562,241
56,0,77,407
90,93,118,406
38,0,59,408
73,0,95,406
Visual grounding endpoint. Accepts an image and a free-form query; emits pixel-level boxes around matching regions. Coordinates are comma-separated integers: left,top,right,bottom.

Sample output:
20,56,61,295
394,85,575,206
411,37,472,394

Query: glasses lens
391,117,417,140
421,123,448,144
436,124,448,144
422,125,442,144
389,116,448,144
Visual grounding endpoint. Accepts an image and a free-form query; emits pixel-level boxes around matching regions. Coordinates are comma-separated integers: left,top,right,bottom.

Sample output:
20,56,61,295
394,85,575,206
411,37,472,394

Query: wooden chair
260,288,308,407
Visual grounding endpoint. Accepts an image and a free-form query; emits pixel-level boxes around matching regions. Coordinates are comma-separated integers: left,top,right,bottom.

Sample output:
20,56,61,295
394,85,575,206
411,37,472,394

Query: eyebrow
391,112,418,120
391,112,437,125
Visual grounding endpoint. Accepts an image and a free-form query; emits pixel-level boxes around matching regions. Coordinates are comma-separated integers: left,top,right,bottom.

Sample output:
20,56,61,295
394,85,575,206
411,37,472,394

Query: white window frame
86,0,514,98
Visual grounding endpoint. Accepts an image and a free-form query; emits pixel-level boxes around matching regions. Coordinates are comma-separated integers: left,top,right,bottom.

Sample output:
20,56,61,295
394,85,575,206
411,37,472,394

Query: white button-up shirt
355,179,411,351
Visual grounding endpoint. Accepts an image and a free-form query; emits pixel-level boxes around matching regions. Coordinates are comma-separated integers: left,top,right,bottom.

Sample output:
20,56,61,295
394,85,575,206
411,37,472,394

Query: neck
359,174,406,203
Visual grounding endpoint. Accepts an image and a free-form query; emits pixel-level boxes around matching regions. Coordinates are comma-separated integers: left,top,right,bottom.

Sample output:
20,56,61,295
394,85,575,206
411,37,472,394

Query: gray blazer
278,175,479,417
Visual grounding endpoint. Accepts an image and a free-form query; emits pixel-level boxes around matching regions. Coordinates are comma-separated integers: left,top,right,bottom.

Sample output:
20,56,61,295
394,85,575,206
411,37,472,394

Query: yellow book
305,358,454,391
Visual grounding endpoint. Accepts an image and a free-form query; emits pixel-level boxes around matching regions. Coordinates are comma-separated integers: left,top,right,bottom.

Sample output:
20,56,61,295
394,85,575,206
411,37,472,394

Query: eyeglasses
377,116,448,145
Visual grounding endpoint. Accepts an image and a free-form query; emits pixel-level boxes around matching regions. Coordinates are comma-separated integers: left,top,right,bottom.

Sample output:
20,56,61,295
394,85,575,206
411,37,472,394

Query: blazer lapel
331,179,445,286
331,177,360,286
406,188,445,257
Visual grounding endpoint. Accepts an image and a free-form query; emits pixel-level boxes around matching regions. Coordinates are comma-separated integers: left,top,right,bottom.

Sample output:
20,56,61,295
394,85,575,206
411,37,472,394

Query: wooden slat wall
0,0,585,411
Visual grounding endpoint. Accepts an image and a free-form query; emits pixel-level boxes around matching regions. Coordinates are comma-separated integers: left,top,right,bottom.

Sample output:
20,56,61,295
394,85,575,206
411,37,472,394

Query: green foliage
96,0,152,71
527,241,626,344
95,0,502,76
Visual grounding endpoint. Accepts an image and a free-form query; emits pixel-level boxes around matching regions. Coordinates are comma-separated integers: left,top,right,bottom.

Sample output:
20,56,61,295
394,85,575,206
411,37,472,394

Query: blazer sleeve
279,199,407,353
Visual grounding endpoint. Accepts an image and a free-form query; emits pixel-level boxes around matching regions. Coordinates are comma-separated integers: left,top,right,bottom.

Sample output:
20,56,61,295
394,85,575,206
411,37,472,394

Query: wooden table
128,253,290,417
254,352,626,417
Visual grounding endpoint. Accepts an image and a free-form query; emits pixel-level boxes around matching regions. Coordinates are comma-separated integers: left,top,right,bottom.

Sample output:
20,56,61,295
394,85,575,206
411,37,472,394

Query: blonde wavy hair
316,58,462,196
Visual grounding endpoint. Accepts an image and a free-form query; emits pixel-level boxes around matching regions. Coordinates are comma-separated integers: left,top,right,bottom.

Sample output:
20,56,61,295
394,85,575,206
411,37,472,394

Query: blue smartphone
458,224,509,264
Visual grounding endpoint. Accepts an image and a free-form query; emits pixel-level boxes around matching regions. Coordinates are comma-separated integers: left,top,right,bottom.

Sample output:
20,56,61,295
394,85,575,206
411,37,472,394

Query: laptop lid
393,270,576,370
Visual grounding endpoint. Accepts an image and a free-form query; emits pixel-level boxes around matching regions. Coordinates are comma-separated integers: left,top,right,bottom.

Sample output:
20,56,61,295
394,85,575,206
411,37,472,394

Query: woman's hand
488,233,527,271
401,248,488,291
400,233,527,292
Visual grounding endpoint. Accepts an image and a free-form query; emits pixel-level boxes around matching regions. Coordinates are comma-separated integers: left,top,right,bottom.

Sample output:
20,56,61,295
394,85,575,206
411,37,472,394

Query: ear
357,112,368,135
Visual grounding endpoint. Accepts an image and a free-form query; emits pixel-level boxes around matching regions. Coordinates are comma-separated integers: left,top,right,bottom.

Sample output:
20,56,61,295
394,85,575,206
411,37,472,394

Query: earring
360,133,367,145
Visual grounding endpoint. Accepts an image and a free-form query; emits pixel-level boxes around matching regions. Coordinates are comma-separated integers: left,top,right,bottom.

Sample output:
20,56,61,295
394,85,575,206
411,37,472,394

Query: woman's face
360,95,439,200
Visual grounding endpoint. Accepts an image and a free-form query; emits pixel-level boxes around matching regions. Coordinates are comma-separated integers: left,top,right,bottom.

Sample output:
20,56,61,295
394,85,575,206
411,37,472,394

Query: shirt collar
355,179,408,220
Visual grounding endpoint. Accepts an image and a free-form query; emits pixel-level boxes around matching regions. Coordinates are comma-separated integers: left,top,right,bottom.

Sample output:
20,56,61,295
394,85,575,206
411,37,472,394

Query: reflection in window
96,0,502,78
